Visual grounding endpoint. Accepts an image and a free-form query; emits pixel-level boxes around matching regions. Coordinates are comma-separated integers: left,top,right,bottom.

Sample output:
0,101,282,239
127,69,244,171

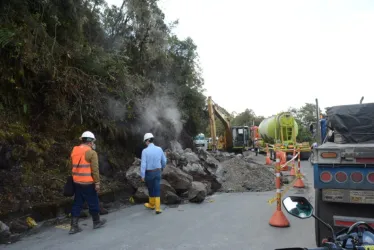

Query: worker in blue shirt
141,133,167,214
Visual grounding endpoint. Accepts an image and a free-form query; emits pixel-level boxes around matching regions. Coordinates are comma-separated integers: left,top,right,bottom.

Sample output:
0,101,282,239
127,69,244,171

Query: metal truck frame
312,98,374,247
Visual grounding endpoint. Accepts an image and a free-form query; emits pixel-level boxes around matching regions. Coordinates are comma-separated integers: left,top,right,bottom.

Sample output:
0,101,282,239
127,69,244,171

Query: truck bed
318,141,374,150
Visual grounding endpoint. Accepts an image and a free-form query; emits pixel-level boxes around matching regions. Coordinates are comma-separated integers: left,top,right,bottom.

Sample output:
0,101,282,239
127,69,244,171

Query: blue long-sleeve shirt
140,143,167,178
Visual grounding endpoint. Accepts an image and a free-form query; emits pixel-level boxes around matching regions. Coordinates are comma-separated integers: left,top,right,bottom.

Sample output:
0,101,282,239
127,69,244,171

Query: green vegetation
0,0,207,216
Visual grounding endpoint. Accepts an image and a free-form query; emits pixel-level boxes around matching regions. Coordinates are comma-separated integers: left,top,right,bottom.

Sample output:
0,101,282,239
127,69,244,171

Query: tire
315,189,374,247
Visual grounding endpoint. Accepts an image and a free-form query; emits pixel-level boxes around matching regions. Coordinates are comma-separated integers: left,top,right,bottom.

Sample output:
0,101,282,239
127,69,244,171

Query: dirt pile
217,155,275,192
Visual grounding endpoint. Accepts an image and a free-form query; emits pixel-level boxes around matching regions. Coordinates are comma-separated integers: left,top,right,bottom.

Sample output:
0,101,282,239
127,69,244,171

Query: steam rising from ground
135,89,183,147
107,99,127,121
105,83,183,148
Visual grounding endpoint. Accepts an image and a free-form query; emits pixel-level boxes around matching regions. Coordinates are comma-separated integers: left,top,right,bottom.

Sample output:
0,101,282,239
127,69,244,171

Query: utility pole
315,98,321,145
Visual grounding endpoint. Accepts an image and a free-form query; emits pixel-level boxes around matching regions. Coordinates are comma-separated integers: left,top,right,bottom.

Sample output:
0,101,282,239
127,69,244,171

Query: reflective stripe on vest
71,145,94,183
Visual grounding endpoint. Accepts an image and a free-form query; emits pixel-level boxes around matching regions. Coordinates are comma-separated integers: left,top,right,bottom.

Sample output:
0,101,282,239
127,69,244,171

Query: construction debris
217,155,275,192
125,142,275,204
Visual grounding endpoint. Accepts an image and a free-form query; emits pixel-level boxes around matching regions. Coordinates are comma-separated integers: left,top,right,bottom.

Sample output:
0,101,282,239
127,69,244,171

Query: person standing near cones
69,131,106,234
141,133,167,214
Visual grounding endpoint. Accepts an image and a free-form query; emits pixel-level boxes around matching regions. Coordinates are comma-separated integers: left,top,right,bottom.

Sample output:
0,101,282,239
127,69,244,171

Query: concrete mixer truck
258,112,311,160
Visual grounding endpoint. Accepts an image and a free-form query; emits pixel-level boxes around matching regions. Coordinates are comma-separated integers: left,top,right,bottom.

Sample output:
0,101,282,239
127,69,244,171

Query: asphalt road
2,155,316,250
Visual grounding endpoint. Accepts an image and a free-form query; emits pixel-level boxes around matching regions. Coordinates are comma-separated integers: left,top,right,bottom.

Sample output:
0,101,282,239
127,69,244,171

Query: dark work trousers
145,170,161,197
71,183,100,217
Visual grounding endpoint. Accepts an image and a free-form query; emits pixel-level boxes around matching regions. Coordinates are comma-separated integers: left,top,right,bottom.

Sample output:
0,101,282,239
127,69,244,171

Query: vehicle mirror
282,196,313,219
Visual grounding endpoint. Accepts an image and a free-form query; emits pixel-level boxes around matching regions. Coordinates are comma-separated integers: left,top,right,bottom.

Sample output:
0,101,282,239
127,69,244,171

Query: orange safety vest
71,145,94,184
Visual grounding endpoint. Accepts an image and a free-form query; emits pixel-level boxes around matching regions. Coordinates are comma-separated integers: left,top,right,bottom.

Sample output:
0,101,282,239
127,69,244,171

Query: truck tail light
335,171,348,183
321,152,337,158
351,172,363,183
367,172,374,184
320,171,332,183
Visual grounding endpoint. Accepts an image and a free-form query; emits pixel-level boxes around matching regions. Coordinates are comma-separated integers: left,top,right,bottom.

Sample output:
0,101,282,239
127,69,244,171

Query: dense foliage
0,0,207,215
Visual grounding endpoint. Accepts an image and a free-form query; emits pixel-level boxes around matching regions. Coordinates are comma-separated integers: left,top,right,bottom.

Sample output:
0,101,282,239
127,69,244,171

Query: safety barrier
293,148,305,188
267,150,300,204
290,148,296,176
268,152,290,227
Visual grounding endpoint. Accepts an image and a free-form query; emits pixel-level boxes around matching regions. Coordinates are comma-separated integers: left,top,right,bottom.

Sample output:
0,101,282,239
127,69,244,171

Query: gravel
217,155,275,192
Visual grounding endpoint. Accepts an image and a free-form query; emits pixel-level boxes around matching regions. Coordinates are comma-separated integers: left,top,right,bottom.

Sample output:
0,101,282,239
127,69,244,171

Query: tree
287,103,321,143
231,109,264,126
0,0,209,215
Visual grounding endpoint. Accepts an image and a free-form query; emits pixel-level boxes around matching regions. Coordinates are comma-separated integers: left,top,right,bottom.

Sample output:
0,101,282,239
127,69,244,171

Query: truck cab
193,133,208,150
313,103,374,246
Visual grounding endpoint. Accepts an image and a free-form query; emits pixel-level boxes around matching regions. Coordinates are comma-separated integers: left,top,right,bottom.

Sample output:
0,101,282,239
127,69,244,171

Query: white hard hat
80,131,96,141
143,133,154,142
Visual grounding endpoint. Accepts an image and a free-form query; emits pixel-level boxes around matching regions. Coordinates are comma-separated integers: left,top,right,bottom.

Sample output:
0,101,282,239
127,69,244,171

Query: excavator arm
207,96,233,151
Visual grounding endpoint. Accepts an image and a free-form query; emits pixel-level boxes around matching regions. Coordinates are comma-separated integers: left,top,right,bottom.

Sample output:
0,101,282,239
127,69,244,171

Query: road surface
2,156,316,250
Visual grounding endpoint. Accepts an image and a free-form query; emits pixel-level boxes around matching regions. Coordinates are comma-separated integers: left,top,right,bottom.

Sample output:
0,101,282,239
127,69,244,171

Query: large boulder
160,180,181,204
183,151,200,164
125,159,142,189
188,181,207,203
0,221,10,244
182,163,206,177
133,186,149,203
162,165,193,193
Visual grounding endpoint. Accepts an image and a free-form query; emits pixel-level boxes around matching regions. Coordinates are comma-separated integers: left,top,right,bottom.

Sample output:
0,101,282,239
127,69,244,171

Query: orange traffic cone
294,177,305,188
279,152,288,171
269,210,290,228
290,166,296,176
269,152,290,228
293,149,305,188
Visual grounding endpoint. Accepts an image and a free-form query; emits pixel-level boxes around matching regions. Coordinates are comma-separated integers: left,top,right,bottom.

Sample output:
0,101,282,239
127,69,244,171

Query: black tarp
326,103,374,144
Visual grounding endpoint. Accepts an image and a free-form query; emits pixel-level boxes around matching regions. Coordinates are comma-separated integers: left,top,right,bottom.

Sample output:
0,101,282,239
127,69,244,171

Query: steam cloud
105,83,183,149
107,98,127,121
134,88,183,148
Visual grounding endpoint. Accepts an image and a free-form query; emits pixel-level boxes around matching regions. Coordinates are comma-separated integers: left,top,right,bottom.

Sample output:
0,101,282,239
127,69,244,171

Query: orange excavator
207,96,250,152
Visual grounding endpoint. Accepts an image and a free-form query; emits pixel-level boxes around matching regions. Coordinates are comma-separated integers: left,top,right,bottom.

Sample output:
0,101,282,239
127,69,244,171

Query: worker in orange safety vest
69,131,106,234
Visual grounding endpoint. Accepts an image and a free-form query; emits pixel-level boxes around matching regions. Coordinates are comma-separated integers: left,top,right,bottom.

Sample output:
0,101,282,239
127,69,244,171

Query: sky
106,0,374,117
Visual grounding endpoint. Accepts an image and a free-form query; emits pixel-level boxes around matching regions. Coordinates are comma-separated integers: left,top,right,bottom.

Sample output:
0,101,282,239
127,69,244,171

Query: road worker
69,131,106,234
141,133,167,214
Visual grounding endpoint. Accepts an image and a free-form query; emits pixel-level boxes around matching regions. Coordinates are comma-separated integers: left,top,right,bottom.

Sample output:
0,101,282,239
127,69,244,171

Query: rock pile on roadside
125,142,275,205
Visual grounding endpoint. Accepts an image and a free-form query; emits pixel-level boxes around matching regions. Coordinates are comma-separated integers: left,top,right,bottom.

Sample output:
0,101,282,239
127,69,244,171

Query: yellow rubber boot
155,197,162,214
144,197,155,209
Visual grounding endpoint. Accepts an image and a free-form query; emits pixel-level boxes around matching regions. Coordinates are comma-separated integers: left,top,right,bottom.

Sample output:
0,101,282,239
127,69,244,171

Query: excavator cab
231,126,250,151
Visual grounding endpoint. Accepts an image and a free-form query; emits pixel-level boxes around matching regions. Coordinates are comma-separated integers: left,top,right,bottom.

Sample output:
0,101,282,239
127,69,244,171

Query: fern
0,28,15,48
